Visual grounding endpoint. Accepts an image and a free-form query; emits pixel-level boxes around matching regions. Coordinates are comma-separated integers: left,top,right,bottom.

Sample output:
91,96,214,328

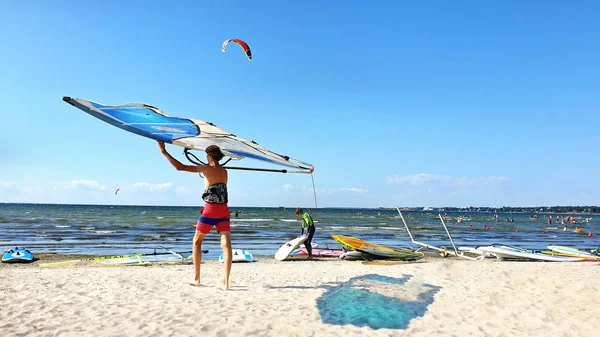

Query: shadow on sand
265,274,440,330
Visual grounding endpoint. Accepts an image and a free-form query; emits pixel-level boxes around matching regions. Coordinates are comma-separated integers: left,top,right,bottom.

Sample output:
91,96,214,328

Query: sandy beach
1,256,598,337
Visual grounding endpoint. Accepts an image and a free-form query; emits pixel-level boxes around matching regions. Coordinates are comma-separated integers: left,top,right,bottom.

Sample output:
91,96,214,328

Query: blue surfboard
2,247,34,263
219,249,255,263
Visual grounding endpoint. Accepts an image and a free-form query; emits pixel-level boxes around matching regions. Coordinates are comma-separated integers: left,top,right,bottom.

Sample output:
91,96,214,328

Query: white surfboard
219,249,255,263
339,250,364,260
275,236,308,261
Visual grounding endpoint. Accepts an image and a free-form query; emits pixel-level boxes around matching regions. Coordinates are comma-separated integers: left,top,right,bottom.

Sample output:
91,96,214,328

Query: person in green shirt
295,207,315,259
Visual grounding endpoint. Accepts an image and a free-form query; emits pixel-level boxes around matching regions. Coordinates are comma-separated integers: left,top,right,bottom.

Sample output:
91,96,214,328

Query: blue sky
1,1,599,208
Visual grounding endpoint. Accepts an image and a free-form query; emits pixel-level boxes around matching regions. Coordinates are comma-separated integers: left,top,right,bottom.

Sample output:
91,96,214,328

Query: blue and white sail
63,97,314,174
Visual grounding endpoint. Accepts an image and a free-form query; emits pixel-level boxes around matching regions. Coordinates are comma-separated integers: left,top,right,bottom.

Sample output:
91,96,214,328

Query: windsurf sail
63,97,314,174
39,247,208,268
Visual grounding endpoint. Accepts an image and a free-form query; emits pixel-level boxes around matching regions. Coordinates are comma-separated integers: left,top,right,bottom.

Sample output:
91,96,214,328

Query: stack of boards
2,247,34,263
332,235,424,261
458,245,597,262
474,245,584,262
542,246,600,261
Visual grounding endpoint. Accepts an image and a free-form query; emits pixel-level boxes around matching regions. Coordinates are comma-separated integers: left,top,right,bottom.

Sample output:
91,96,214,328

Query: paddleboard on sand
477,245,583,262
219,249,255,262
275,236,308,261
2,247,34,263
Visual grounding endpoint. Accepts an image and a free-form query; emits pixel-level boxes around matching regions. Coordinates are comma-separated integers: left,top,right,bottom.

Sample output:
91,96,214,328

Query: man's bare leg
217,231,232,290
190,231,206,286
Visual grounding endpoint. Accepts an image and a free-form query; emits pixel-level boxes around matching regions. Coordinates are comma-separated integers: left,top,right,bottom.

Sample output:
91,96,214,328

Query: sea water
0,203,597,259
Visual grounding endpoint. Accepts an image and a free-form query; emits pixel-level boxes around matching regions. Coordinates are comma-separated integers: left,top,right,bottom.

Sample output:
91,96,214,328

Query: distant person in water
158,141,232,290
296,207,315,260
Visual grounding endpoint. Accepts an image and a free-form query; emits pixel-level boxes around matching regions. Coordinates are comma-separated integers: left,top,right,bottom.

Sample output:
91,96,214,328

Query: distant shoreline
1,202,598,214
382,206,599,215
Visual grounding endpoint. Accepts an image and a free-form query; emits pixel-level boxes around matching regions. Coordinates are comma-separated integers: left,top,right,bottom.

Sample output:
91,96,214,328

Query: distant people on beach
296,207,315,260
548,216,553,225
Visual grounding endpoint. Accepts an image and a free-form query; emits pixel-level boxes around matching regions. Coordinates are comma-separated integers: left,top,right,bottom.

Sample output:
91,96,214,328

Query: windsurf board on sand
39,247,208,268
339,250,365,260
219,249,255,263
332,235,423,260
477,245,583,262
2,247,34,263
543,246,600,260
275,236,308,261
291,246,345,258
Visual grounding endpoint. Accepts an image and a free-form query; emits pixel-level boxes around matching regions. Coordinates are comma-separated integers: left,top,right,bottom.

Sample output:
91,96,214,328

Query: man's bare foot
188,279,201,287
216,281,229,291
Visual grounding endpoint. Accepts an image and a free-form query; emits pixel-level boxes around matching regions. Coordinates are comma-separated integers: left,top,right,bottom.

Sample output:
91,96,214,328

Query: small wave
95,230,116,234
378,226,403,231
280,219,299,222
256,225,272,228
233,218,272,222
55,218,70,223
20,218,44,224
54,225,71,228
80,227,96,231
136,235,162,241
156,216,164,219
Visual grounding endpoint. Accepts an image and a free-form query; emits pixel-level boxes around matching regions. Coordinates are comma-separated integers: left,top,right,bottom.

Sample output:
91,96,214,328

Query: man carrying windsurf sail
296,208,316,259
158,141,232,290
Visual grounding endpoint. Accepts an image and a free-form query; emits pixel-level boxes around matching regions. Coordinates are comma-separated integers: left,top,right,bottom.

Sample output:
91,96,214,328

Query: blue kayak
2,247,34,263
